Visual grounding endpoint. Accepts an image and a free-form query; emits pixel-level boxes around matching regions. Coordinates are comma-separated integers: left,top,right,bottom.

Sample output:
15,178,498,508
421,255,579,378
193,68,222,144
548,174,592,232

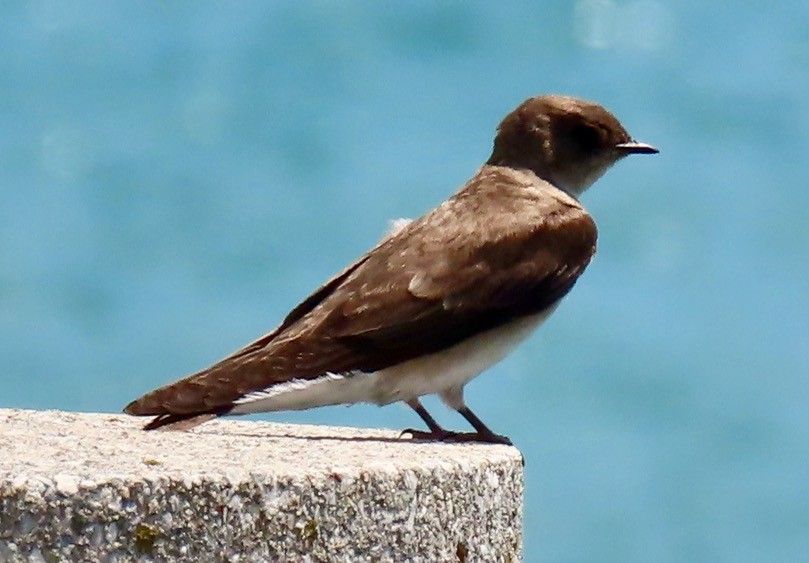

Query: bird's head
487,95,658,197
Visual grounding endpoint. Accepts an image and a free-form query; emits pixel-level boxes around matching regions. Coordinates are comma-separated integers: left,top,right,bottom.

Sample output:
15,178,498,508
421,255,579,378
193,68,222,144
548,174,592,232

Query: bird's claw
400,428,512,445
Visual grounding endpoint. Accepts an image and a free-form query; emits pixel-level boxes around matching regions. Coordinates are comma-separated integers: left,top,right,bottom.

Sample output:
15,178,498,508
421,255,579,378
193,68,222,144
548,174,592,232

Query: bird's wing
125,171,597,417
199,216,410,363
213,253,374,363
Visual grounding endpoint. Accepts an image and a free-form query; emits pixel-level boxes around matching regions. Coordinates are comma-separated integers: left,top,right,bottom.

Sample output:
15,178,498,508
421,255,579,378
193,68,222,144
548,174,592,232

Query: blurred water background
2,1,808,561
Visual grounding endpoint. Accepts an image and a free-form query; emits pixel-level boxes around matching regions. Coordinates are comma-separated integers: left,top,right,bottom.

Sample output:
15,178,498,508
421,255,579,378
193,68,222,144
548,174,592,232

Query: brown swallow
124,95,658,444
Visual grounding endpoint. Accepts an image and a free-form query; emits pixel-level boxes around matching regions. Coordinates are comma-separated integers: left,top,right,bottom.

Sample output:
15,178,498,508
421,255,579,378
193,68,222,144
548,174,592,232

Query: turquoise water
2,2,808,561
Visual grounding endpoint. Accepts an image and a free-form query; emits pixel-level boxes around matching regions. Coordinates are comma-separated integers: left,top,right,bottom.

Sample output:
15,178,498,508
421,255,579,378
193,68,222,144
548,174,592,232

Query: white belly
368,308,553,405
229,308,554,415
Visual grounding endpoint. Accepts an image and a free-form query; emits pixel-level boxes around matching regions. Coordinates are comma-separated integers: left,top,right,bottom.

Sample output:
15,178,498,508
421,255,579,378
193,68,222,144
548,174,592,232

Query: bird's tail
137,412,221,431
123,373,234,431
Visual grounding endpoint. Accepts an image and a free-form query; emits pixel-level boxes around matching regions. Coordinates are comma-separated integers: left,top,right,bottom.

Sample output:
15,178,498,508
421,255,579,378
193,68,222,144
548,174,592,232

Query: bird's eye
569,124,601,152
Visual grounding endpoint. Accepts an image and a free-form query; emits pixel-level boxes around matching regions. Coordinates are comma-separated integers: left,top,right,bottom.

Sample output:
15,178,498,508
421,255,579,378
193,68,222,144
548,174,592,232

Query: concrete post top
1,408,524,562
1,408,521,479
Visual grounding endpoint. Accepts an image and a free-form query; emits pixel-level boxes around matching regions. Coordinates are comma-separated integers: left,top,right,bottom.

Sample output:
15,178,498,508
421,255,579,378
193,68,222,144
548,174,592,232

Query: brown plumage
124,95,657,442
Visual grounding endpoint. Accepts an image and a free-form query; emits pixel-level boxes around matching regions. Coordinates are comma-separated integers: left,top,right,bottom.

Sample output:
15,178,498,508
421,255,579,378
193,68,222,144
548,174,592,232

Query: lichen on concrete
0,408,523,562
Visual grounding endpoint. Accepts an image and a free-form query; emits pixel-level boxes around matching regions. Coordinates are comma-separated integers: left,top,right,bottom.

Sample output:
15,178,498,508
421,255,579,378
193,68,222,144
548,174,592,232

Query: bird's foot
399,428,453,441
400,428,512,445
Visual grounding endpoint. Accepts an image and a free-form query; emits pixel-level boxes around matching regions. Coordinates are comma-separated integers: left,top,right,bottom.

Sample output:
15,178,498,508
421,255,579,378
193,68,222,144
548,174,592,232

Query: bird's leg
440,387,512,445
456,406,512,445
400,399,512,445
400,399,456,440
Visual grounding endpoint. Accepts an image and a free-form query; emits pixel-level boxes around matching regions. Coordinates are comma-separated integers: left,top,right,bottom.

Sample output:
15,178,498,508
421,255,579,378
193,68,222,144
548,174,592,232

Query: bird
124,94,658,444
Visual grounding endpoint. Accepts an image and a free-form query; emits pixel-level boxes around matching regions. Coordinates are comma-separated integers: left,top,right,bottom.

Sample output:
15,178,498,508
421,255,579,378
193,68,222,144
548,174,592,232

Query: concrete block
0,409,523,562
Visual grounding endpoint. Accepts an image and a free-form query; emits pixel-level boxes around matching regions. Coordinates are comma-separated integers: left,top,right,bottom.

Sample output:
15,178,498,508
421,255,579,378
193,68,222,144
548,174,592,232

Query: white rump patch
379,217,412,242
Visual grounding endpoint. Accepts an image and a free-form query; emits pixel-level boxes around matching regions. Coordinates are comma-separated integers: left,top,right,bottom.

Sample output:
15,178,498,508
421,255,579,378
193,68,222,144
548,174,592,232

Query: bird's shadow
191,429,465,445
191,429,515,448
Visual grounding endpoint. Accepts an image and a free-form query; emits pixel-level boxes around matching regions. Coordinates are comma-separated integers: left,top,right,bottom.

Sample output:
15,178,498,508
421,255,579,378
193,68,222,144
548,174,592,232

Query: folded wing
124,171,597,423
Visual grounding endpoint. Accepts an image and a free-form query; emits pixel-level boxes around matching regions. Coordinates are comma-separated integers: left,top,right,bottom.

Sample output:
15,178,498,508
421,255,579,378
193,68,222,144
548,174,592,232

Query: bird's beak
615,141,659,154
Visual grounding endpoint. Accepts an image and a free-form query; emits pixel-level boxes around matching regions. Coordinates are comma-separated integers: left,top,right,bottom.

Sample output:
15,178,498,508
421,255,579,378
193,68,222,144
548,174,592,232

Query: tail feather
140,412,222,431
124,393,230,431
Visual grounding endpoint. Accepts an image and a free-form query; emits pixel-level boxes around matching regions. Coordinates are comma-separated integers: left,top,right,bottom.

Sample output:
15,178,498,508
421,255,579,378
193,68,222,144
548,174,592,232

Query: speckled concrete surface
0,408,523,562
